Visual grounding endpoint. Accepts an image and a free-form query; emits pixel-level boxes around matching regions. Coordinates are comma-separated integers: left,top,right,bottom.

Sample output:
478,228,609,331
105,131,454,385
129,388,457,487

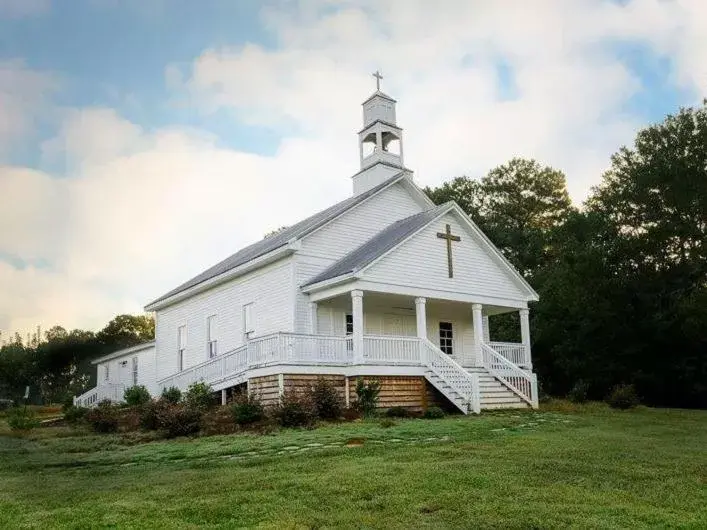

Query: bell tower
353,71,407,196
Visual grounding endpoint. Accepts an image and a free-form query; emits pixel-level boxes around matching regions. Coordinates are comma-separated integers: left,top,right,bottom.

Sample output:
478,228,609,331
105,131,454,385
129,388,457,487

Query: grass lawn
1,403,705,529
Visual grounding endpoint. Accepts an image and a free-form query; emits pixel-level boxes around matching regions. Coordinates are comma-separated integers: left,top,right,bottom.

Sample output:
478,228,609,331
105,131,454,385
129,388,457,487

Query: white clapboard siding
155,259,294,381
94,345,158,397
299,182,424,261
364,212,527,302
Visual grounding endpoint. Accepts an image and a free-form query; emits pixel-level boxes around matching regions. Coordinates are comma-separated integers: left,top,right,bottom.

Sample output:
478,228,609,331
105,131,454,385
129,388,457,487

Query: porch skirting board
247,373,448,412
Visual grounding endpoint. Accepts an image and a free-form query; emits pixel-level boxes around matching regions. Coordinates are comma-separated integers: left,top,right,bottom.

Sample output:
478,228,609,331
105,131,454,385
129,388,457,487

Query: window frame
177,325,186,372
439,321,454,356
243,303,254,338
345,314,354,335
132,356,138,386
207,315,218,359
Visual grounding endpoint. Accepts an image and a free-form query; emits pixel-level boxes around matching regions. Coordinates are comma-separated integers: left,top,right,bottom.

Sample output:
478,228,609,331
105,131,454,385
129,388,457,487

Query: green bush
274,390,316,428
85,400,120,433
379,418,397,428
6,407,40,431
161,386,182,404
63,405,89,425
311,378,343,420
124,385,152,407
385,406,410,418
354,378,381,416
184,382,216,410
606,384,640,410
423,406,445,419
139,399,171,430
230,393,266,425
568,380,589,403
158,403,202,438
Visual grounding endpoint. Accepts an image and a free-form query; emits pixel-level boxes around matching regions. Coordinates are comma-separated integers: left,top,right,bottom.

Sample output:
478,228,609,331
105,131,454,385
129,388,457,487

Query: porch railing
74,383,125,407
488,341,530,368
156,332,353,392
481,343,537,408
363,335,421,364
422,338,480,413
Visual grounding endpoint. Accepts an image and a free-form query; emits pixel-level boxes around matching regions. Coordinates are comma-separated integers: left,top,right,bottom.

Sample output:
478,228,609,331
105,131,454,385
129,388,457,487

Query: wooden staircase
465,367,530,410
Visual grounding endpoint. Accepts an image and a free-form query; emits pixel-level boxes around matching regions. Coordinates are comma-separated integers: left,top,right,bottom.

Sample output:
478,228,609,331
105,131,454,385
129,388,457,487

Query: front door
383,314,415,336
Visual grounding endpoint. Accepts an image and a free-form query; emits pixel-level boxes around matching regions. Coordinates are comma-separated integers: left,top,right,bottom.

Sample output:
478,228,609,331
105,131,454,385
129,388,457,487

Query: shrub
606,384,640,410
423,406,445,419
157,403,202,438
6,407,40,431
379,418,397,428
63,405,89,425
354,378,381,416
124,385,152,407
311,378,343,420
342,407,362,421
385,406,410,418
161,386,182,404
274,390,316,428
85,400,120,433
568,380,589,403
230,393,266,426
184,382,216,410
202,406,238,436
139,399,171,430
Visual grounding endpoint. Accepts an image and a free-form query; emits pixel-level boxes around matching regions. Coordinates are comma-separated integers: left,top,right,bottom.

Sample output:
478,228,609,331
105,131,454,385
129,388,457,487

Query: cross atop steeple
372,70,383,91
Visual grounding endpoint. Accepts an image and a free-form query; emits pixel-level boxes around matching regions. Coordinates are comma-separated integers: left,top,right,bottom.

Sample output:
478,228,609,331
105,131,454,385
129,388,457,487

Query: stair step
481,396,523,404
481,401,530,409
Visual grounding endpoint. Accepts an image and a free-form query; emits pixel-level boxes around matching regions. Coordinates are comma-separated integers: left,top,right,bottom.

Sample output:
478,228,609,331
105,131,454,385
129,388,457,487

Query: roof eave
145,244,296,311
91,341,156,365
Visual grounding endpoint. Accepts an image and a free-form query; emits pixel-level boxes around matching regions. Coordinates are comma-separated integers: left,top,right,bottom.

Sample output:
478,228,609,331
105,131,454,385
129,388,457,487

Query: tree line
426,101,706,408
0,315,154,404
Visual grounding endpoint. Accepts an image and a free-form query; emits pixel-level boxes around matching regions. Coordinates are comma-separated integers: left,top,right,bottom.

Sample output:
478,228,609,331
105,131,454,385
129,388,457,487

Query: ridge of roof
146,172,407,308
302,203,450,287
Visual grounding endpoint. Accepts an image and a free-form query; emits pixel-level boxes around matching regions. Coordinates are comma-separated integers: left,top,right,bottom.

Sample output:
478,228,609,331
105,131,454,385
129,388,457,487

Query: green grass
1,404,706,529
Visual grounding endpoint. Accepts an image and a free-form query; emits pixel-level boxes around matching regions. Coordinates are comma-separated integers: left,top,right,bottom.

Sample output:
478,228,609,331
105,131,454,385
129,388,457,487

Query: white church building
76,76,539,413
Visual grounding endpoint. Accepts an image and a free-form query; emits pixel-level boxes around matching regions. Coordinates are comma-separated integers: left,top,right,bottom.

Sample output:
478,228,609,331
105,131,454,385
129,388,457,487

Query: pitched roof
303,203,449,287
91,341,155,365
146,172,407,307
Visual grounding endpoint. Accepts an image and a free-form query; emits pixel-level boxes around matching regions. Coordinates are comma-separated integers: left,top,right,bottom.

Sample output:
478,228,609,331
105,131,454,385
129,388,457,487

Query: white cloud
2,0,707,335
0,60,57,157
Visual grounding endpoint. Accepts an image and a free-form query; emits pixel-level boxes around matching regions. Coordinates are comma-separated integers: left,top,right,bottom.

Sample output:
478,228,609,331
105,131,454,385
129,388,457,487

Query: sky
0,0,705,337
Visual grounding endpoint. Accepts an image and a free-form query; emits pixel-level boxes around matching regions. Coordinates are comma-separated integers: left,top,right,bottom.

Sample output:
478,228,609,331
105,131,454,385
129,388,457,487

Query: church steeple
352,71,407,196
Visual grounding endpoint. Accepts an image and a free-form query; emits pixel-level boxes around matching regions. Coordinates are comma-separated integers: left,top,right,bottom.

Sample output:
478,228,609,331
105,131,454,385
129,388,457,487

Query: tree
423,177,483,219
96,314,155,349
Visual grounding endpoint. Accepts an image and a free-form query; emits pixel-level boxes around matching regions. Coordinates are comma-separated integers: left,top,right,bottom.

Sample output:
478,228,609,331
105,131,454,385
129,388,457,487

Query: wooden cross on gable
437,224,461,278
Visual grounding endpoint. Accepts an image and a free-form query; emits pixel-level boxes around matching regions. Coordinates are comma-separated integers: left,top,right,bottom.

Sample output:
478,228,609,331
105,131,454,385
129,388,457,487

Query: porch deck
75,333,537,413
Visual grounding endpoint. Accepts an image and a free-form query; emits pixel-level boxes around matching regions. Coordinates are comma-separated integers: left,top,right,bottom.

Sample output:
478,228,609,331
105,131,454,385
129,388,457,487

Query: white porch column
483,316,490,342
414,297,427,338
472,303,484,366
519,308,532,368
351,290,364,363
309,302,318,334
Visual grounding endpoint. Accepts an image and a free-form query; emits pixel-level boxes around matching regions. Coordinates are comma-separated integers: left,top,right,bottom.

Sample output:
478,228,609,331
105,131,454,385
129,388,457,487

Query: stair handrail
481,343,537,407
421,338,480,413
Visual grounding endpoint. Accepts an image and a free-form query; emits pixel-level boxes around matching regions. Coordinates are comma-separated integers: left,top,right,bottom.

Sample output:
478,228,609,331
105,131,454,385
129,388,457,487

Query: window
243,303,254,338
104,364,110,381
439,322,454,355
207,315,218,358
345,314,354,335
177,325,186,372
132,356,138,386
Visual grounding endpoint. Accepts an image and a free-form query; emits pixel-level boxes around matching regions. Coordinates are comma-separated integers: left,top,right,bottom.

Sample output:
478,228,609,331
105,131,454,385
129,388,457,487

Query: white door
383,314,415,336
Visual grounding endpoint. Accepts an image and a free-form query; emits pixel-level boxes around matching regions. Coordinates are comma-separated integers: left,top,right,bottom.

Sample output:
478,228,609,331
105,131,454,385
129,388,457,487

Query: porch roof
303,203,449,287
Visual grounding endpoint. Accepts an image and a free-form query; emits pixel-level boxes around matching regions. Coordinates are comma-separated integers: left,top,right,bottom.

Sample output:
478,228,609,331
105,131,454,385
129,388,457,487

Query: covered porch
308,289,532,370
